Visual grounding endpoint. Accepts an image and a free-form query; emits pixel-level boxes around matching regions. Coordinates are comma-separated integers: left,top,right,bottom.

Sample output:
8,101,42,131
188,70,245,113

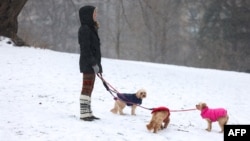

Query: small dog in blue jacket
110,88,147,115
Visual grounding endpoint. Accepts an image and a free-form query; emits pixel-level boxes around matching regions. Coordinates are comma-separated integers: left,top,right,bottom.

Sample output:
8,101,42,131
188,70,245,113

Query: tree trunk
0,0,28,46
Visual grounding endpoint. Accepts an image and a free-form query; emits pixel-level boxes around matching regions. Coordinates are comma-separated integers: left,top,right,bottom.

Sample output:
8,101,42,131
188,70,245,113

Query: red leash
97,73,197,112
170,108,197,112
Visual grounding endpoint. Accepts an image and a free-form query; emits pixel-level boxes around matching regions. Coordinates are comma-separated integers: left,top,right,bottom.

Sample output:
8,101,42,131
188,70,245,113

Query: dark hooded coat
78,5,103,73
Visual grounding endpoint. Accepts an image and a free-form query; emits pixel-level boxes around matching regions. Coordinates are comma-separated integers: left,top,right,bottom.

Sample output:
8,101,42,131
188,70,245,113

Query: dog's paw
205,128,211,132
161,126,167,129
110,109,117,114
160,125,165,130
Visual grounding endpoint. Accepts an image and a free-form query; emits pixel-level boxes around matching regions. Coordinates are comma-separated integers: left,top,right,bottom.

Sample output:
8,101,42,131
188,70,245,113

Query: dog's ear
201,103,207,109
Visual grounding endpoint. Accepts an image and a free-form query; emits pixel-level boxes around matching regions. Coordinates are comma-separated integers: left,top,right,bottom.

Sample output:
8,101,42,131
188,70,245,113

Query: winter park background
0,37,250,141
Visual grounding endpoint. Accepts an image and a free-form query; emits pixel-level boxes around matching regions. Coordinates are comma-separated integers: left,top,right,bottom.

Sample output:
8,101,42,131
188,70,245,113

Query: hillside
0,37,249,141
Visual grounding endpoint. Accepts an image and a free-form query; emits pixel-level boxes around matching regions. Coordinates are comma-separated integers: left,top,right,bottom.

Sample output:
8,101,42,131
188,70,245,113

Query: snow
0,37,249,141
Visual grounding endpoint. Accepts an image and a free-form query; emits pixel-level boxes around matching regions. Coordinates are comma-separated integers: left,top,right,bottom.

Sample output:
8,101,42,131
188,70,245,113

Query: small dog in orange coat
146,106,170,133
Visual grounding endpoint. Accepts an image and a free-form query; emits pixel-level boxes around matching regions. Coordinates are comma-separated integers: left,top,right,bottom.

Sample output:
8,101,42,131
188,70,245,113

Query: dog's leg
131,105,137,115
205,119,212,132
110,101,119,114
153,128,157,133
117,100,126,115
151,116,160,133
161,124,164,129
153,122,158,133
218,120,224,133
163,117,170,129
218,115,229,133
154,122,162,133
226,115,229,124
146,121,153,131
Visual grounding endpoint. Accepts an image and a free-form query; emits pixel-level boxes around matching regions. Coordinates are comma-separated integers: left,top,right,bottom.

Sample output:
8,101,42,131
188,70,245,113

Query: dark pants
81,73,95,97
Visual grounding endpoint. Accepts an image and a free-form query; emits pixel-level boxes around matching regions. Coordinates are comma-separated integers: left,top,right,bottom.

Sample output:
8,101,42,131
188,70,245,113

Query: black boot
80,117,94,121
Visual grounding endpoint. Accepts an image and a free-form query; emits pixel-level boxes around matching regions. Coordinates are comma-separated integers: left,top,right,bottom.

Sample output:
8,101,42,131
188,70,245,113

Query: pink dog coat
201,107,227,122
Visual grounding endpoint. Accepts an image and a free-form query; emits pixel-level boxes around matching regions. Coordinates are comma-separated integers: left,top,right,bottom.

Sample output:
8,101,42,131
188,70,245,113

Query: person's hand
92,64,99,74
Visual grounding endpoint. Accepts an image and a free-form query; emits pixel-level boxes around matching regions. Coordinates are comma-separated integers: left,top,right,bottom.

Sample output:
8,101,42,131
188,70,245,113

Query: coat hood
79,5,95,26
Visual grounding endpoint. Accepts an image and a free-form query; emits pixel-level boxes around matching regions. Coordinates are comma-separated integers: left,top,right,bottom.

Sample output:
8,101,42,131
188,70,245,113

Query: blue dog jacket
117,93,142,106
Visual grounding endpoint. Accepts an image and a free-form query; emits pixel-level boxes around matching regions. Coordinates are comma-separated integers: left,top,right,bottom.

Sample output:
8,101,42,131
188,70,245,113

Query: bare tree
16,0,250,72
0,0,28,46
198,0,250,71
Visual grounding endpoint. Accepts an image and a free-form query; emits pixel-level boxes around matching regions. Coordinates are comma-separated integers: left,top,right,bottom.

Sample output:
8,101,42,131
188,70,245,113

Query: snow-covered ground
0,37,249,141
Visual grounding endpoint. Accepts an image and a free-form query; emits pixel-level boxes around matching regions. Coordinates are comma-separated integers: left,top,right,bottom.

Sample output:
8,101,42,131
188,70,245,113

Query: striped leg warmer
80,95,92,119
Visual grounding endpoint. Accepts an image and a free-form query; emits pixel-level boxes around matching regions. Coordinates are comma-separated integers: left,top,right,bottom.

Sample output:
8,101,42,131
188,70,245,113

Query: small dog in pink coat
196,102,229,133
